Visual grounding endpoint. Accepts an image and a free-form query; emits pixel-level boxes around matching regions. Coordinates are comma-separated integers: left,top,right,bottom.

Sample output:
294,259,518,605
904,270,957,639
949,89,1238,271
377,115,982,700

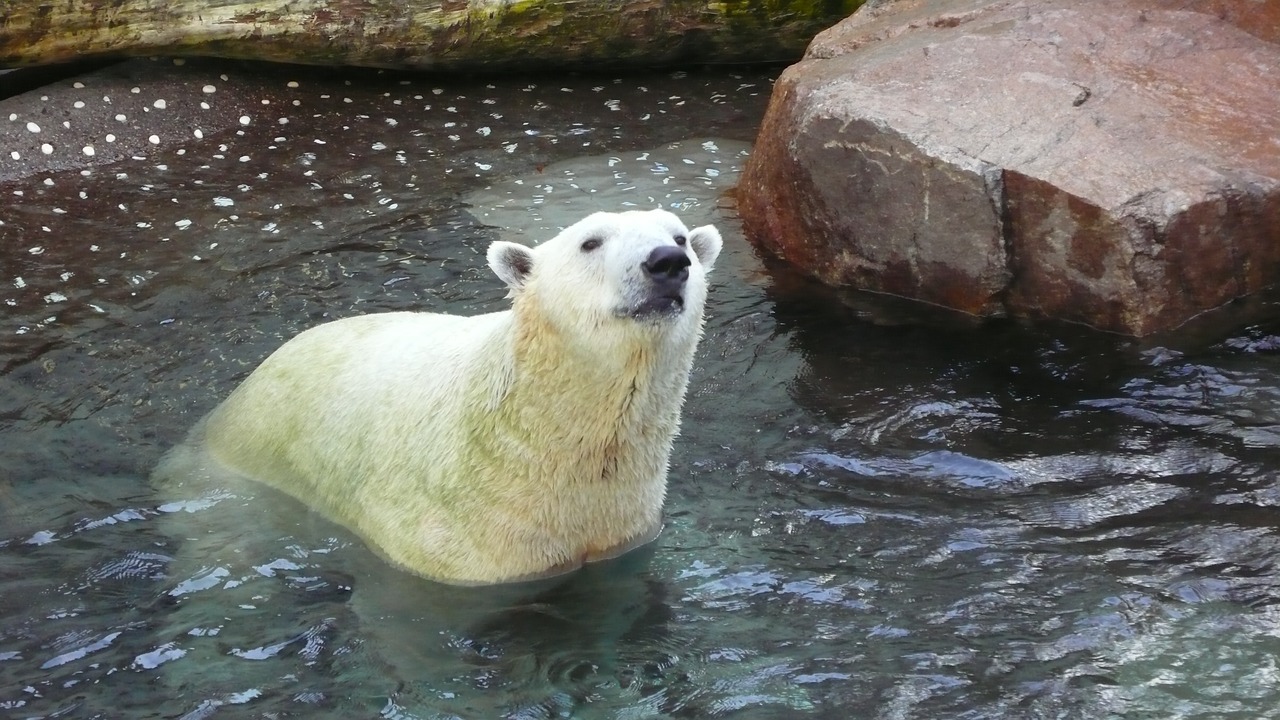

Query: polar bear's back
199,310,512,519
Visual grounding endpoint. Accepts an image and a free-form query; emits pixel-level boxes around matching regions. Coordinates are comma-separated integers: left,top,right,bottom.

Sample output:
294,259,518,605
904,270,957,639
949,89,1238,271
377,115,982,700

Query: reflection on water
2,61,1280,718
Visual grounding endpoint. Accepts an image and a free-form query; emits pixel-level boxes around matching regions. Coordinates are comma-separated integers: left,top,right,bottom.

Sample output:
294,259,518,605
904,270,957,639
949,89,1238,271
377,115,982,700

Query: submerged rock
738,0,1280,336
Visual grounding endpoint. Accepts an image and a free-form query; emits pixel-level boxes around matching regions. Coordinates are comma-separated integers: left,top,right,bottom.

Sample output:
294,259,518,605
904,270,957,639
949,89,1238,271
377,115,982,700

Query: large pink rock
738,0,1280,335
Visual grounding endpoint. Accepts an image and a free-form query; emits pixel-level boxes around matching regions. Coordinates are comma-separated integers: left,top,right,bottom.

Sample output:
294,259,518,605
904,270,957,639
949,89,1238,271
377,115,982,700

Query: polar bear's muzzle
631,245,693,318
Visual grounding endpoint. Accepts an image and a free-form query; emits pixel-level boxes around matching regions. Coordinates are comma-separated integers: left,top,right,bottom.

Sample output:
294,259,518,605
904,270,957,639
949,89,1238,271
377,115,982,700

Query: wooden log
0,0,864,70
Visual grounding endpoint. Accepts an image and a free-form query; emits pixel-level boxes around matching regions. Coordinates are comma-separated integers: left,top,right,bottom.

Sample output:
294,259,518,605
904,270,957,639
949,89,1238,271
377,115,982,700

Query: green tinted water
2,61,1279,719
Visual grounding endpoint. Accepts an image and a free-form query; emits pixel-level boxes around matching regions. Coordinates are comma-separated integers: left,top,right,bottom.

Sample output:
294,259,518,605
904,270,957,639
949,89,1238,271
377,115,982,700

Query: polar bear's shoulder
284,309,511,361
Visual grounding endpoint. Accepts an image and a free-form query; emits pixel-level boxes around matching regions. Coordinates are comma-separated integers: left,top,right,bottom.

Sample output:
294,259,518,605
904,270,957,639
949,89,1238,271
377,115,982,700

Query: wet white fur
178,209,721,585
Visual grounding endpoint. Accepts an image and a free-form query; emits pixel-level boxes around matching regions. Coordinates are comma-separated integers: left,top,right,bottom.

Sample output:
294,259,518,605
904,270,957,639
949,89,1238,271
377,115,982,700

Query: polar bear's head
486,209,722,342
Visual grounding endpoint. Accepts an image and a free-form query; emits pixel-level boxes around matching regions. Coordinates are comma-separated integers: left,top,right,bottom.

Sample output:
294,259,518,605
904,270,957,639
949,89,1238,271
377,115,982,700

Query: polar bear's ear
487,241,535,294
688,225,722,272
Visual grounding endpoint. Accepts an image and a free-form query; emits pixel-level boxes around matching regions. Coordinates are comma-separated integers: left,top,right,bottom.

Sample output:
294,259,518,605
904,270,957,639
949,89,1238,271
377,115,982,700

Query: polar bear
160,209,721,586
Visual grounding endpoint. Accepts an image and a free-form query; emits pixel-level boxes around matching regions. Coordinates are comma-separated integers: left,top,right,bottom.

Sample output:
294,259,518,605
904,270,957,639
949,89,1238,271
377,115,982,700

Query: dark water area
2,59,1280,718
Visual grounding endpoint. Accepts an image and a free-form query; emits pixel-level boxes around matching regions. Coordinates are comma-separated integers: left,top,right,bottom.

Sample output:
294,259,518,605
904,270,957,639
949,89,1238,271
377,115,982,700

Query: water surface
2,60,1279,719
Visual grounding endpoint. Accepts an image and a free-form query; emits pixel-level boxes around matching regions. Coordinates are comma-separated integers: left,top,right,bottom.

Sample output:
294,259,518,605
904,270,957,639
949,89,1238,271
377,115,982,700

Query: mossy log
0,0,863,70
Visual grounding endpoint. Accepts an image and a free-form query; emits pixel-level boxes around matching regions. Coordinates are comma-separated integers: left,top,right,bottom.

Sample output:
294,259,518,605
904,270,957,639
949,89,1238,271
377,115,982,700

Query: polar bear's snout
635,245,693,317
643,246,691,289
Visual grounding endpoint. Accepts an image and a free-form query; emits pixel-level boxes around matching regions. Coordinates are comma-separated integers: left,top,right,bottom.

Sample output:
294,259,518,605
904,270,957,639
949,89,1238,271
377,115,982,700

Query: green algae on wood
0,0,865,70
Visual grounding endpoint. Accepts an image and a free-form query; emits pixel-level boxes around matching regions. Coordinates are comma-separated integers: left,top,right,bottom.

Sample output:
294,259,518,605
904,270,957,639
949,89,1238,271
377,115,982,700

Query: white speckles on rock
72,81,85,89
40,144,53,155
44,292,68,304
26,122,40,133
287,81,299,88
74,101,85,109
1,65,772,349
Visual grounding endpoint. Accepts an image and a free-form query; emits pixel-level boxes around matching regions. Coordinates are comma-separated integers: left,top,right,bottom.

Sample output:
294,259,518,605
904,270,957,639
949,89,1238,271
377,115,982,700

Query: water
3,60,1280,719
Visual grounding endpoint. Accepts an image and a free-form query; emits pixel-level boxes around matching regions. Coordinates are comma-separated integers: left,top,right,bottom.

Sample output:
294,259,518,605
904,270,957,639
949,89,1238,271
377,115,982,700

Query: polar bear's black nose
642,246,691,287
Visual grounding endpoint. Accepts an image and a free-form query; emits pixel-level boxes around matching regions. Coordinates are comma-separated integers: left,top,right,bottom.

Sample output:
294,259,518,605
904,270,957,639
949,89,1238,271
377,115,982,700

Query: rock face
738,0,1280,335
0,0,864,71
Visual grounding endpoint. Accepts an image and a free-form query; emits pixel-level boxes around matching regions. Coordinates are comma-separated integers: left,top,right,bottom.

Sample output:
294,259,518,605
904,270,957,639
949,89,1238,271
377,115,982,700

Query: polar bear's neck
501,302,695,480
445,300,697,578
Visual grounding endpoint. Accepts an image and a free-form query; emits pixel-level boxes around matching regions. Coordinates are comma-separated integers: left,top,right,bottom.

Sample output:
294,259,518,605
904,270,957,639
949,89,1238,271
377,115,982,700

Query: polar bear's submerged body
162,209,721,585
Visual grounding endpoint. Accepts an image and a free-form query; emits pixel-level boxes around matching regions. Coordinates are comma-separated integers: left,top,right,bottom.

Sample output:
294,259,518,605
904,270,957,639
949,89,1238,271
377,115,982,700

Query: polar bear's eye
673,234,687,246
580,237,603,252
